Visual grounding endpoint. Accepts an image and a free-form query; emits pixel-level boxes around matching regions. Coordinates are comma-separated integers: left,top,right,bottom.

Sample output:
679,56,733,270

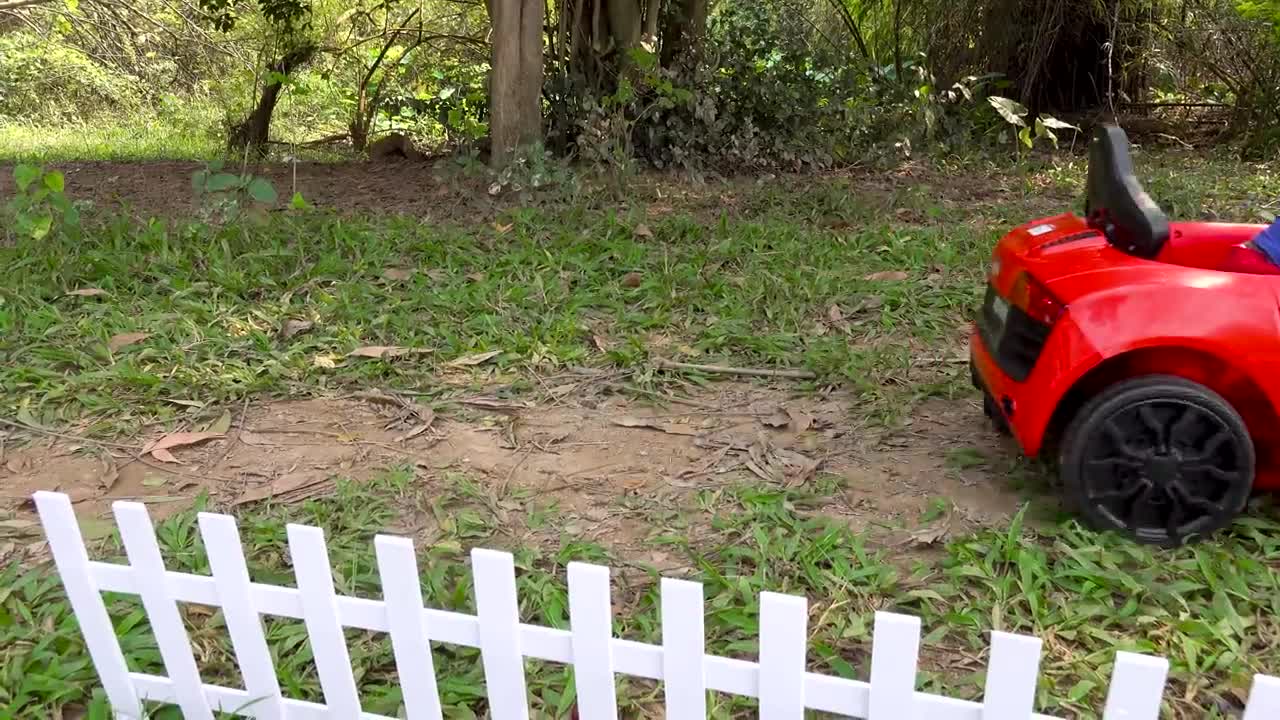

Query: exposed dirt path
1,381,1041,567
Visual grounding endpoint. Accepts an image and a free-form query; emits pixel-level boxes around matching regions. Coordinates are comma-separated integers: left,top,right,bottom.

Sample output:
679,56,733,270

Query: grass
3,472,1278,718
0,122,224,164
3,148,1279,718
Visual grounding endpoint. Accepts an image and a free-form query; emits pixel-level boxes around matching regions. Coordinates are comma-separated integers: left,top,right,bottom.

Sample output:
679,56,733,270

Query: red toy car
970,125,1275,546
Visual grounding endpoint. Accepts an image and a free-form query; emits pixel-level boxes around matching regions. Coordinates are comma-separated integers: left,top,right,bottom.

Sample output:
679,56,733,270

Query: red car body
970,125,1277,544
970,215,1279,490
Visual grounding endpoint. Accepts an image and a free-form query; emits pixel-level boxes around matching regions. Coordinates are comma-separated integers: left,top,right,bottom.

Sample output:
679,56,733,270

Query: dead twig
654,357,818,380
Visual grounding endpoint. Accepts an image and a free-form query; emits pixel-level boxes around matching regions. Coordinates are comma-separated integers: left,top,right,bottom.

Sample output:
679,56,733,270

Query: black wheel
1059,376,1254,546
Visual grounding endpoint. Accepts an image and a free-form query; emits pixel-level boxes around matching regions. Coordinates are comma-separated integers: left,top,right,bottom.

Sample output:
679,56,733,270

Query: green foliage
986,96,1079,150
5,165,80,243
199,0,313,31
191,160,280,223
0,33,139,122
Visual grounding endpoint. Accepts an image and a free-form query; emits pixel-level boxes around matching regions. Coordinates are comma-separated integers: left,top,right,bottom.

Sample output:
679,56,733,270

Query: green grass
3,472,1277,718
0,196,992,429
0,122,224,164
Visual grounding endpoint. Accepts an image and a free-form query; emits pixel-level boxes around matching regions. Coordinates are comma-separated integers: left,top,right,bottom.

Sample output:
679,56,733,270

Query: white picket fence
31,490,1280,719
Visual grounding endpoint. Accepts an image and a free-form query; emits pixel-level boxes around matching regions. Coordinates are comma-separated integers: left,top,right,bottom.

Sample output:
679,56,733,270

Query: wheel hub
1144,455,1180,486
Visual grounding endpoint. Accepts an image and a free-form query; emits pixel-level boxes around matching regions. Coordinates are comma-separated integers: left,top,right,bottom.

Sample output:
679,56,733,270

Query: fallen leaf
634,223,654,239
313,354,339,368
467,272,486,282
234,472,333,506
108,332,150,352
100,455,119,492
864,270,909,282
394,421,433,443
383,268,413,282
761,410,790,428
494,222,513,234
0,519,40,537
165,398,206,408
66,288,108,297
591,334,610,352
142,475,169,487
150,448,180,464
142,431,225,462
852,295,886,313
280,318,314,339
205,410,232,435
787,408,815,433
620,272,643,288
611,416,701,436
827,304,844,323
448,350,502,367
909,522,949,546
348,346,431,359
5,456,31,474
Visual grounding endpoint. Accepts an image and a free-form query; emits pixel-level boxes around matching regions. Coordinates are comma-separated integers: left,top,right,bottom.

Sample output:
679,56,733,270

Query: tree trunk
229,44,315,154
659,0,708,67
488,0,545,168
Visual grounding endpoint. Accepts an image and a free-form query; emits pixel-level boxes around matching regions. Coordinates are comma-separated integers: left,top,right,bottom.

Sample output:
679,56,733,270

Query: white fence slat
1101,652,1168,720
32,492,143,718
868,611,921,720
471,548,529,720
113,502,215,720
982,631,1042,719
758,591,808,719
1243,674,1280,720
373,535,444,720
567,562,619,720
660,578,706,719
197,512,285,720
286,523,363,717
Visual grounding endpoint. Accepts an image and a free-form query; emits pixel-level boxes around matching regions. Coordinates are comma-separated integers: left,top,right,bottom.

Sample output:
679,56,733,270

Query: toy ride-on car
969,124,1277,546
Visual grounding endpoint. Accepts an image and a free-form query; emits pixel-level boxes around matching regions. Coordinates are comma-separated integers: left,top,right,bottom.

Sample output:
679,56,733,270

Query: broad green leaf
1018,126,1034,149
25,212,53,241
13,164,40,192
290,191,310,210
43,171,65,193
988,95,1028,127
1035,118,1059,148
1038,115,1080,131
247,177,278,204
205,173,241,192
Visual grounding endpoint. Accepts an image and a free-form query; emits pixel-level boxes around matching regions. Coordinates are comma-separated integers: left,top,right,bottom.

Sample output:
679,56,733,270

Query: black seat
1084,125,1171,259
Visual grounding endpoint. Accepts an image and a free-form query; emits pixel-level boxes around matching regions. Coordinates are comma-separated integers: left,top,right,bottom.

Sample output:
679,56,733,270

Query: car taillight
1009,271,1064,325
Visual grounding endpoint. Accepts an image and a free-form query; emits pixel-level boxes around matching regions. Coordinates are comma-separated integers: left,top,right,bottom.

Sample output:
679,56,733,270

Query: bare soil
1,380,1040,567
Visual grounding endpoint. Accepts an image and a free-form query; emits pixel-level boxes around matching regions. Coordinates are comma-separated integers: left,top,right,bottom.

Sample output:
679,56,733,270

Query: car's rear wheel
1059,376,1253,546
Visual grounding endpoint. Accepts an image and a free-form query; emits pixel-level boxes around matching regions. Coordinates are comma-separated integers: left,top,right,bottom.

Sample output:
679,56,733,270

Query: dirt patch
1,381,1038,566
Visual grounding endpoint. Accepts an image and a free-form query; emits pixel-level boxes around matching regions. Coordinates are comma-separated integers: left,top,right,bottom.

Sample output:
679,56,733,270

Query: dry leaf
66,288,108,297
909,522,949,546
467,272,486,282
611,416,701,436
864,270,909,282
234,472,333,506
620,272,643,288
0,518,41,537
108,332,150,352
761,410,790,428
827,304,845,323
348,346,431,359
634,223,654,239
313,354,338,368
494,222,513,234
280,318,314,339
394,421,434,443
787,408,815,433
142,431,225,462
591,335,610,352
383,268,413,281
448,350,501,367
5,456,31,474
142,475,168,487
206,410,232,435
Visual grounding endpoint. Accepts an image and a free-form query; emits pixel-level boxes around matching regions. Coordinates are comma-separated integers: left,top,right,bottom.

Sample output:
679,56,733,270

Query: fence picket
982,631,1042,719
1244,674,1280,720
471,548,529,720
197,512,285,720
374,535,444,720
113,502,215,720
32,492,142,718
868,611,921,720
758,592,808,719
568,562,619,720
28,493,1280,720
660,578,706,720
286,524,363,718
1101,652,1168,720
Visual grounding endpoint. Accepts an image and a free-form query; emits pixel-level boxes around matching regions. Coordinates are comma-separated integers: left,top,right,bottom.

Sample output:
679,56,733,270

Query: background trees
0,0,1276,167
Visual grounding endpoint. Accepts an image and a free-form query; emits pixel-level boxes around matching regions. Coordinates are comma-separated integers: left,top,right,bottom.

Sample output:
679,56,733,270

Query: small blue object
1254,217,1280,265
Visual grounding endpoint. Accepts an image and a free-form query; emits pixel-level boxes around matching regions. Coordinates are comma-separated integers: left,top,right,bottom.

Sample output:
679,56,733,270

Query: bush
0,33,140,122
